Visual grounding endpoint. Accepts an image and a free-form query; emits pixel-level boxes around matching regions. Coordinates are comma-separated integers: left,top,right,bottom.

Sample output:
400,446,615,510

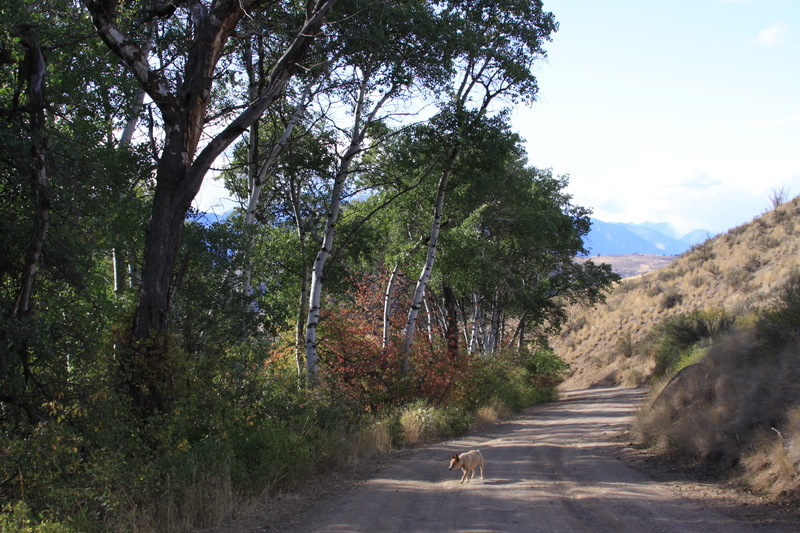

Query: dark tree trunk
2,25,49,423
10,25,48,321
442,285,460,360
133,155,197,341
84,0,338,414
126,148,198,414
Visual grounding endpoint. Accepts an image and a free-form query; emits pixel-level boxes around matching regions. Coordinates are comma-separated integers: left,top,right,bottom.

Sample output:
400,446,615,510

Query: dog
448,449,484,483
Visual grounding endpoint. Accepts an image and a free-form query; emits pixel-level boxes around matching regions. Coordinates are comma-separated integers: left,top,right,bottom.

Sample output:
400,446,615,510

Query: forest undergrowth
1,304,567,533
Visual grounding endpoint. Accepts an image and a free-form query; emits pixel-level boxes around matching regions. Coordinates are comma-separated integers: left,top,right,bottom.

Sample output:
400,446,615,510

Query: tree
8,23,47,323
0,21,49,423
1,1,151,423
82,0,338,413
359,112,617,364
435,162,618,353
401,0,558,370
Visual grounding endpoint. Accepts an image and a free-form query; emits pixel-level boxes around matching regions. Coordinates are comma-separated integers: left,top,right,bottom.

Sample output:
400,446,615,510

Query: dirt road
215,388,798,532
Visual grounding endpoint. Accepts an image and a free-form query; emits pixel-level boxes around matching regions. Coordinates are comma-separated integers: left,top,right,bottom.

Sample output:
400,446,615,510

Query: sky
196,0,800,237
515,0,800,237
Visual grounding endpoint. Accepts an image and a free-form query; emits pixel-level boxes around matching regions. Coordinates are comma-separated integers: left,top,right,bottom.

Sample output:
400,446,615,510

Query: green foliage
757,270,800,351
653,309,735,376
452,348,566,414
1,337,358,531
171,217,262,349
0,502,72,533
522,347,572,389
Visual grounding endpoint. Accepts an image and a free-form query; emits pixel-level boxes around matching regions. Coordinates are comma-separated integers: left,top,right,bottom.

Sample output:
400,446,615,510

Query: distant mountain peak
585,219,713,256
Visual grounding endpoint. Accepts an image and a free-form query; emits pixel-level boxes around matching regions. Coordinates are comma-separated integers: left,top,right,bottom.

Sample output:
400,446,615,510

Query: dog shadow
449,478,518,486
477,478,519,486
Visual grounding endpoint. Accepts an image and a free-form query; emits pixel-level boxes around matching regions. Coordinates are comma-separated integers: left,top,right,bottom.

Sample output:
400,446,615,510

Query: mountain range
196,210,710,257
584,219,713,256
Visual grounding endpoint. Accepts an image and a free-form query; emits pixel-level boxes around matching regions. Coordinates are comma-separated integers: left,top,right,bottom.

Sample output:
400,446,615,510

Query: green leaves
440,0,557,108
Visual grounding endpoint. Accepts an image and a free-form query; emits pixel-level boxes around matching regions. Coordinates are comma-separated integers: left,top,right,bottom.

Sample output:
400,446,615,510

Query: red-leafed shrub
316,270,471,410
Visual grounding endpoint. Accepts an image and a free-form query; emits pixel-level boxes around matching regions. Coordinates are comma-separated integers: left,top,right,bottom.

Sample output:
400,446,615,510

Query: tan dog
448,449,485,483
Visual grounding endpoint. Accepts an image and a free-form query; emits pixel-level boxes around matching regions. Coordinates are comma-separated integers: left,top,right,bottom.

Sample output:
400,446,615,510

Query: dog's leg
479,464,484,479
460,468,468,483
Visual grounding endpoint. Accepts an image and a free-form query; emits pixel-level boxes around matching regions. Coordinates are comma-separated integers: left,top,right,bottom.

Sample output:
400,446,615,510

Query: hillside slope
554,197,800,390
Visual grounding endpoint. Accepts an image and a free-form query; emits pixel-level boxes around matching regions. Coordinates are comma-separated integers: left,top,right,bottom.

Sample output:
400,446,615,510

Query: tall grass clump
742,407,800,499
398,401,444,446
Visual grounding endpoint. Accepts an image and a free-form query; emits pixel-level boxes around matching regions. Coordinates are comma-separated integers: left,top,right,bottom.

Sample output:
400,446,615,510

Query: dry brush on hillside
551,197,800,501
553,197,800,390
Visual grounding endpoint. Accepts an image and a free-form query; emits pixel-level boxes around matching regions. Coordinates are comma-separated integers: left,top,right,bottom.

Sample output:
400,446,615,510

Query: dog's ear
452,454,459,460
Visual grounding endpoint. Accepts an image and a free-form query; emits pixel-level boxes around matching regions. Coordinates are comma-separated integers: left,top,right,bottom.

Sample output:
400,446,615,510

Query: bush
615,331,635,358
0,502,72,533
451,348,566,414
398,401,444,446
653,309,734,376
659,290,683,310
757,270,800,351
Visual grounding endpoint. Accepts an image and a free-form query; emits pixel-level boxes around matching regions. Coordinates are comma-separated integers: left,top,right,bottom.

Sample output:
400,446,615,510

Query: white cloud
744,112,800,128
752,22,788,47
195,175,238,214
566,147,800,235
671,172,722,191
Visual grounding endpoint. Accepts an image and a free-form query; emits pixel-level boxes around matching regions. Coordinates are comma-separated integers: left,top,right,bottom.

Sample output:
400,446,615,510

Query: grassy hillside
554,197,800,390
553,197,800,500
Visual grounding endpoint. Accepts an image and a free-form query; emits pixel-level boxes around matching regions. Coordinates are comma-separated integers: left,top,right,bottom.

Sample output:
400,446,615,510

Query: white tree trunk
423,297,435,344
304,159,350,385
401,149,458,373
382,264,401,349
241,84,311,295
468,294,481,354
304,66,395,386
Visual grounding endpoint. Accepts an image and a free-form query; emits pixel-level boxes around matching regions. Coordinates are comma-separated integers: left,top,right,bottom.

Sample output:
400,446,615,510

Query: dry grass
110,474,268,533
351,420,394,456
472,402,512,429
742,407,800,499
553,196,800,390
632,329,800,498
399,404,439,446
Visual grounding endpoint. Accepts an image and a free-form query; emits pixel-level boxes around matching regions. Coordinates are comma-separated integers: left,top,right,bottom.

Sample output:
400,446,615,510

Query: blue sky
515,0,800,236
